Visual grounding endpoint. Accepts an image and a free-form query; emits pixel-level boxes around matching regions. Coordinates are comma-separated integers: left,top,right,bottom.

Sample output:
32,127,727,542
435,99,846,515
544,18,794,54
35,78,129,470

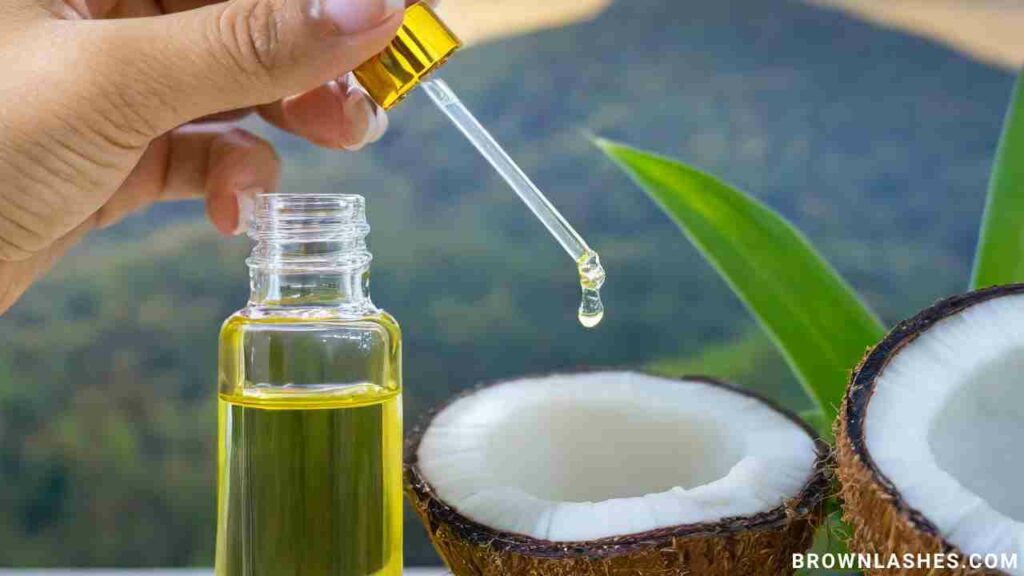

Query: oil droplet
578,288,604,328
577,251,606,328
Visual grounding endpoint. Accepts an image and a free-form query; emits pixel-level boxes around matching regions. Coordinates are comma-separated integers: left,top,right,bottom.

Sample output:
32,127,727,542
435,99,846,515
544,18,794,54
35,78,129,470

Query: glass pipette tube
421,78,606,327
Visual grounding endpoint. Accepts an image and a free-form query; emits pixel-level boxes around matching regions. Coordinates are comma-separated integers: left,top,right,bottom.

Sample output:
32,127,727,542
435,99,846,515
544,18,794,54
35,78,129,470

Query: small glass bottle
215,194,402,576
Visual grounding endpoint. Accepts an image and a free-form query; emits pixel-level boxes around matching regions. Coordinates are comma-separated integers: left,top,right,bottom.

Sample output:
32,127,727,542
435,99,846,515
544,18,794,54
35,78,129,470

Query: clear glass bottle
215,194,402,576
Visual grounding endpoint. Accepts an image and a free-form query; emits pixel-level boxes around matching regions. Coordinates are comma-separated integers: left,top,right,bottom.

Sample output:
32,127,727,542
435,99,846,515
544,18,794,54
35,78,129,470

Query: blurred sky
448,0,1024,70
435,0,609,45
800,1,1023,71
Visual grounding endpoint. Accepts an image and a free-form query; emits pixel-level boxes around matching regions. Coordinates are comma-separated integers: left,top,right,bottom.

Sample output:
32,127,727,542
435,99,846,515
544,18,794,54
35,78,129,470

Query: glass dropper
420,79,605,327
351,2,605,327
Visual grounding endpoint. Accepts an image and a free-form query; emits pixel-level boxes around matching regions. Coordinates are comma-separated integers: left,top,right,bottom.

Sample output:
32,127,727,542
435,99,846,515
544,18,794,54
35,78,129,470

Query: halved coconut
406,371,827,575
838,284,1024,575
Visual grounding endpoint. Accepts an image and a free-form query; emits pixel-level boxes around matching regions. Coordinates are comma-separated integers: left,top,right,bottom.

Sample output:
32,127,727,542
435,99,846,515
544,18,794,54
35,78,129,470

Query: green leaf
799,409,828,438
973,71,1024,289
597,139,884,429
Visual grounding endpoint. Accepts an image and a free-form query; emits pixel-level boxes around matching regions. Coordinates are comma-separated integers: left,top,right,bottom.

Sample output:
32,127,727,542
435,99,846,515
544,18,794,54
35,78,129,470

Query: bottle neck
248,263,373,310
246,194,375,314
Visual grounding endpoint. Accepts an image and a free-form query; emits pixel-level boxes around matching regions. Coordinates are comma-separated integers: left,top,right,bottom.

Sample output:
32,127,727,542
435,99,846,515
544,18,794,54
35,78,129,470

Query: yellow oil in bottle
215,393,403,576
216,315,403,576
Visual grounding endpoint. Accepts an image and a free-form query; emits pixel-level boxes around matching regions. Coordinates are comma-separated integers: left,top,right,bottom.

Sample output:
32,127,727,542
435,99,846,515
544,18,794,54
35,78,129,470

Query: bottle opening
247,194,372,272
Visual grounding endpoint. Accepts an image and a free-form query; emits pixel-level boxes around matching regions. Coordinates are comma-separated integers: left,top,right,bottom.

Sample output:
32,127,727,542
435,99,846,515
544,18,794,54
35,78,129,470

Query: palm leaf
972,71,1024,289
597,139,884,430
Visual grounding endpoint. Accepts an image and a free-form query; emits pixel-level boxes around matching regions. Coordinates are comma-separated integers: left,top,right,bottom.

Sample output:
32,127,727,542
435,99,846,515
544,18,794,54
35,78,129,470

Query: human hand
0,0,414,313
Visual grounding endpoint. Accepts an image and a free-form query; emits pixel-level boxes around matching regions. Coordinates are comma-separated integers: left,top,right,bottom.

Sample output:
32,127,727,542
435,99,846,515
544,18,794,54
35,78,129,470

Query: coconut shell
406,373,829,576
835,284,1024,576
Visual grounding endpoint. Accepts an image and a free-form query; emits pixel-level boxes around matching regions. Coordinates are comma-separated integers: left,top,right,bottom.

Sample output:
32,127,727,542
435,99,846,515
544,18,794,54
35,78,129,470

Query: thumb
76,0,404,138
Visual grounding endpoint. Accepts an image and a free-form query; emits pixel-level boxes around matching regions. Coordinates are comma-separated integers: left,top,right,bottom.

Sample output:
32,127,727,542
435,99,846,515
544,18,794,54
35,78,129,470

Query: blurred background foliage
0,0,1017,566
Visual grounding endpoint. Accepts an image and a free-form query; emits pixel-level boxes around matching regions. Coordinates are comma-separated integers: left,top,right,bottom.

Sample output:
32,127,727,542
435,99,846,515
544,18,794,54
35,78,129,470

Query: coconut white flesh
416,371,817,542
866,294,1024,573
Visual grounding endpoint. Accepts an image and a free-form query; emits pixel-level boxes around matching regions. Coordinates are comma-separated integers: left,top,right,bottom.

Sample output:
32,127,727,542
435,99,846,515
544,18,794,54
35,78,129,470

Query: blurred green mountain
0,0,1014,566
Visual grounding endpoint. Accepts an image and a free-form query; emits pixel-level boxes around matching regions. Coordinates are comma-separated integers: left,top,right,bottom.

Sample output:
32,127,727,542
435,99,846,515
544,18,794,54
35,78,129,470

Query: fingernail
367,103,389,143
320,0,403,34
341,84,382,151
234,190,259,236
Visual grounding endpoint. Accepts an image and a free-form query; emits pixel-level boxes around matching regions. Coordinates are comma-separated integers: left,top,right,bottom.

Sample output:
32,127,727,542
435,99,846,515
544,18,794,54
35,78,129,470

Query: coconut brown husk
835,284,1024,576
406,373,829,576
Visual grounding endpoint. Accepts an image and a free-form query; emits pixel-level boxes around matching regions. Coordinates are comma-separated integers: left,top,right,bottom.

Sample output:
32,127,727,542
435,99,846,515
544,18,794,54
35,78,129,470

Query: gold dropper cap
353,2,462,110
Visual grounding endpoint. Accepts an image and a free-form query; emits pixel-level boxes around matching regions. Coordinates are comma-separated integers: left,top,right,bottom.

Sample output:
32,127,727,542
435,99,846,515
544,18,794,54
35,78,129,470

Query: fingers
195,109,255,124
200,127,280,235
0,219,94,315
158,0,428,15
258,75,387,150
73,0,404,141
95,125,280,235
93,135,172,228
